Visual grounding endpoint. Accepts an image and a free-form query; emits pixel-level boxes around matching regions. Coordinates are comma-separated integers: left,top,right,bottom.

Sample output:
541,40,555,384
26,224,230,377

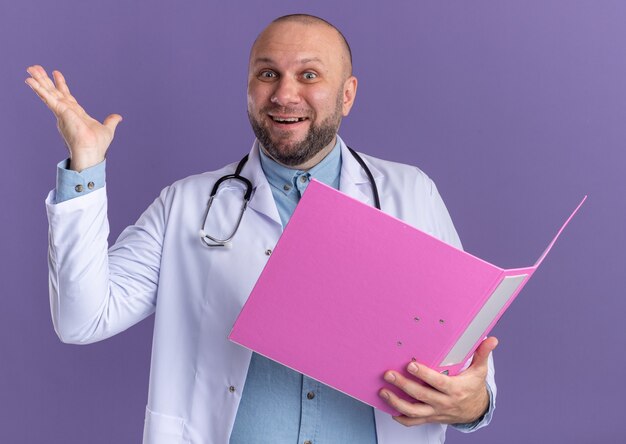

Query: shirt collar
258,138,342,196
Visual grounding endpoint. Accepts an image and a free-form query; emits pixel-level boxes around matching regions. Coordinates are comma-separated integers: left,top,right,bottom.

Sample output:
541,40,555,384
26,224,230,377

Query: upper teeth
273,117,303,122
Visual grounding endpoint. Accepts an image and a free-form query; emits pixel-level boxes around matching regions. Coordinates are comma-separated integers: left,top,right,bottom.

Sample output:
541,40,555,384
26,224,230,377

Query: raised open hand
25,65,122,171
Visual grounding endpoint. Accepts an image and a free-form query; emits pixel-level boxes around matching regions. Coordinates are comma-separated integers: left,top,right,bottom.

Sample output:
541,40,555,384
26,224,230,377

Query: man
26,14,497,444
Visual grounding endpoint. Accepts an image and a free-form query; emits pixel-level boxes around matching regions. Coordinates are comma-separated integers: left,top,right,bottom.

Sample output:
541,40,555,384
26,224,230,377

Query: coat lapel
241,141,283,227
339,141,384,209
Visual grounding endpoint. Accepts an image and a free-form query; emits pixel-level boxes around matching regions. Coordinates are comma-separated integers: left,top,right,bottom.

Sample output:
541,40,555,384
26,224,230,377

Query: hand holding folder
230,180,585,415
379,335,497,425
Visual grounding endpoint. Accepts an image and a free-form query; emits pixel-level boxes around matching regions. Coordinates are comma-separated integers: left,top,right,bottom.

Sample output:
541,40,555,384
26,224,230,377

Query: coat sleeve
46,186,167,344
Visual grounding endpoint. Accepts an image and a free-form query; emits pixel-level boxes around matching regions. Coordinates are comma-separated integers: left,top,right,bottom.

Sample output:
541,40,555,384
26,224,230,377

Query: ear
341,75,358,116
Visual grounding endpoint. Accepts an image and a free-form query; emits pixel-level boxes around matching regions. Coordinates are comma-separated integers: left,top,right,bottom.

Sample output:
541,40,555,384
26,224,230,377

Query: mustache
261,105,312,117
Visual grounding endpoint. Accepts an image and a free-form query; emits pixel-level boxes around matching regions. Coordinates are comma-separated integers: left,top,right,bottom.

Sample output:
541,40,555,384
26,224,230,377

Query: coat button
228,385,236,393
87,181,95,190
75,184,84,193
265,249,272,256
306,391,315,400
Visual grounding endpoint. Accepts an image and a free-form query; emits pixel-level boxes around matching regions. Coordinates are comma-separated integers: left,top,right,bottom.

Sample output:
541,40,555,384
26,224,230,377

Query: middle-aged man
26,14,497,444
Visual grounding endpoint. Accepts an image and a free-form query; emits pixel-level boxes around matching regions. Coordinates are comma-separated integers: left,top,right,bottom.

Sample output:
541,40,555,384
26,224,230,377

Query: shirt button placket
299,376,320,444
296,173,309,197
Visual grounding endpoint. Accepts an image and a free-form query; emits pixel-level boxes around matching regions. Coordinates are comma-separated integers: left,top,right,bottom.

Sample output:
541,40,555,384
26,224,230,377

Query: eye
302,72,317,80
258,70,277,79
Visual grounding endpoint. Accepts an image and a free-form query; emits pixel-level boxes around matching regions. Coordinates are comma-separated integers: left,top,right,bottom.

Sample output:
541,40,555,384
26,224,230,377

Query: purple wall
2,1,625,442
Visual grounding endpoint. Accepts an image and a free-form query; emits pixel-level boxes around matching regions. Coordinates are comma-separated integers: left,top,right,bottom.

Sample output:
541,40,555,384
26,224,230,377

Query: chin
270,138,305,153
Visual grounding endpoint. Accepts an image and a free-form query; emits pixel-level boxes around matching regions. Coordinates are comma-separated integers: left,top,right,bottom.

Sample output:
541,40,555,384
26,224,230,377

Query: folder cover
229,180,585,415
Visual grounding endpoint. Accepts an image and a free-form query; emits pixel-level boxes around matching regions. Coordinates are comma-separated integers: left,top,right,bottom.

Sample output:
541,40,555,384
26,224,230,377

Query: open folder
229,180,586,415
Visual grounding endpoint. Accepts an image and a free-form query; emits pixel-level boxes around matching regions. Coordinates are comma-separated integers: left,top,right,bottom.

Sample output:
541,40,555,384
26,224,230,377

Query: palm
56,99,113,152
26,65,122,171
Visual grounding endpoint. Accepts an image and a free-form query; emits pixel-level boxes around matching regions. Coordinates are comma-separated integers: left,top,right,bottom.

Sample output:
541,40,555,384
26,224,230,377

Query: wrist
69,153,105,172
463,384,490,425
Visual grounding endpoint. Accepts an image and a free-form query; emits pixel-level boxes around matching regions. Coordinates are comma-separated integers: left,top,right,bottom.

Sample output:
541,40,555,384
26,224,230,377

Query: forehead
250,21,346,70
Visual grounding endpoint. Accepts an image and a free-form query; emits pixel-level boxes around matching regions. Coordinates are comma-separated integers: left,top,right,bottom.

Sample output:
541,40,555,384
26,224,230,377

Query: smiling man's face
247,18,357,169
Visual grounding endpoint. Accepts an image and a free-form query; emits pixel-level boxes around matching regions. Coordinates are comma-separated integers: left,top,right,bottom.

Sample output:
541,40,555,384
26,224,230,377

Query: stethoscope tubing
200,147,380,247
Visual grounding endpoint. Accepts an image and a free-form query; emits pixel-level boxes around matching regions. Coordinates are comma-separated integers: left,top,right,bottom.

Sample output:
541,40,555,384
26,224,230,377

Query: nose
270,77,301,106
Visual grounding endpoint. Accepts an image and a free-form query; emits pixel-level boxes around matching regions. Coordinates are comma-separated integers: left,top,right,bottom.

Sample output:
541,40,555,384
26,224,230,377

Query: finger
26,66,62,105
27,65,57,92
466,337,498,375
52,70,72,95
379,388,436,419
403,361,453,395
25,76,58,110
383,369,446,405
392,415,430,427
103,113,123,132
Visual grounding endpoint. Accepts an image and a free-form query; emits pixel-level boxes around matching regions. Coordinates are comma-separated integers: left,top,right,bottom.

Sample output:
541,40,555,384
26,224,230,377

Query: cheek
246,93,254,112
247,83,271,111
306,88,336,114
308,88,333,102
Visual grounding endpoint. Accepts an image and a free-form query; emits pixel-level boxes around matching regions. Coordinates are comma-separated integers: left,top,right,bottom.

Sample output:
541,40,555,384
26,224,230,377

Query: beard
248,95,343,167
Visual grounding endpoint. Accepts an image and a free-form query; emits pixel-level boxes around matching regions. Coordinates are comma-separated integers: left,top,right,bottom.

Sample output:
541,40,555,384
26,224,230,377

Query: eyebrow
251,56,325,66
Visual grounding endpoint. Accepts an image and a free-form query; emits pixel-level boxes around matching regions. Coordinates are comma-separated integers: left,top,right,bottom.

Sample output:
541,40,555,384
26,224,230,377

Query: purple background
2,1,625,442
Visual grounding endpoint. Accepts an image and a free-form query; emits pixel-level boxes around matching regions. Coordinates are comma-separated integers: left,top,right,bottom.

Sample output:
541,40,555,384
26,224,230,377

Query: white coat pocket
143,407,189,444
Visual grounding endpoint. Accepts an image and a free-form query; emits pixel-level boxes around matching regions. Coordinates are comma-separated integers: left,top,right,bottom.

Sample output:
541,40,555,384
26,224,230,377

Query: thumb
103,113,123,132
470,336,499,370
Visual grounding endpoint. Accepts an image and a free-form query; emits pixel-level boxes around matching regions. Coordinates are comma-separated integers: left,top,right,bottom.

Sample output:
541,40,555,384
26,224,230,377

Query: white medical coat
46,140,496,444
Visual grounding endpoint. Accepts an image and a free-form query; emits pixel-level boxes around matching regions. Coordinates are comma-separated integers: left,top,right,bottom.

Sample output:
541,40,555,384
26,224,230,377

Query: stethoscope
200,146,380,247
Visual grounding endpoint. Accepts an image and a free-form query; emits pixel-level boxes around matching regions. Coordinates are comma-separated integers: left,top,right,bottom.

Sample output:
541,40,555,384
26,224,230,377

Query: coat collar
241,137,385,225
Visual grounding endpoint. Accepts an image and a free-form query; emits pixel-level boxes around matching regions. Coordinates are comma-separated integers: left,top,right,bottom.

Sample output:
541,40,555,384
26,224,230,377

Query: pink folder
229,180,586,415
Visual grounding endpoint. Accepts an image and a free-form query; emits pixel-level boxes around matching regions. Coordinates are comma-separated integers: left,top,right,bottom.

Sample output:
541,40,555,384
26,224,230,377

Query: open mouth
270,116,308,124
